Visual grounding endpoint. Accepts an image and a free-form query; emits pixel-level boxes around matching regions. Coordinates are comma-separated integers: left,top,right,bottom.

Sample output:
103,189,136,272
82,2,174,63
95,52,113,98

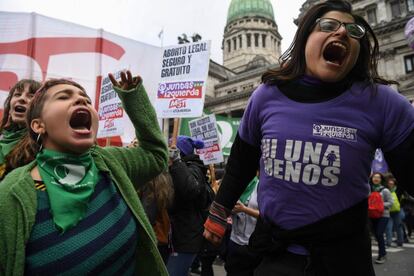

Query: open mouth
14,105,27,113
323,41,348,66
69,108,92,131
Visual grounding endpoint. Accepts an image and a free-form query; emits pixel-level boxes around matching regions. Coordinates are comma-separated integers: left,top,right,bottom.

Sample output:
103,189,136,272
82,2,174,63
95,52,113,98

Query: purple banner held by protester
371,149,388,174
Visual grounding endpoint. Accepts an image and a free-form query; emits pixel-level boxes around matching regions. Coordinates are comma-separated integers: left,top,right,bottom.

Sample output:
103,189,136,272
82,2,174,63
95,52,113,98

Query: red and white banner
0,11,164,146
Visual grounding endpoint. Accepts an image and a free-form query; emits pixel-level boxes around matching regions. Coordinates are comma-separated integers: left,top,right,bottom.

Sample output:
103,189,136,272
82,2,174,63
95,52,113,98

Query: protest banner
97,70,125,138
371,149,389,174
156,41,211,118
0,12,199,146
188,114,223,165
181,113,240,156
0,12,211,145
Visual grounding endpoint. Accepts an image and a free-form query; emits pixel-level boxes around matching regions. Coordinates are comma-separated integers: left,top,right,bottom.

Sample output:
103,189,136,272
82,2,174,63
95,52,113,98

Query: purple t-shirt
239,82,414,252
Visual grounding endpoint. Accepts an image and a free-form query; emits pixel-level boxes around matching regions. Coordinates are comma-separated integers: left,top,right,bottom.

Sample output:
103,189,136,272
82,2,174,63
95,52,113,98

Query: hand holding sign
108,70,141,91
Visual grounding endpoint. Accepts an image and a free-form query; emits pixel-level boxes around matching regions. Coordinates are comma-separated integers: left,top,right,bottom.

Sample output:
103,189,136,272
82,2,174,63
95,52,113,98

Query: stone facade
350,0,414,99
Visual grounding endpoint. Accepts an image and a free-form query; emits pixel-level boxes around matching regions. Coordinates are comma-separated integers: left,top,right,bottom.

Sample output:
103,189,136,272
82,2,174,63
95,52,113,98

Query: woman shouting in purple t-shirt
204,1,414,275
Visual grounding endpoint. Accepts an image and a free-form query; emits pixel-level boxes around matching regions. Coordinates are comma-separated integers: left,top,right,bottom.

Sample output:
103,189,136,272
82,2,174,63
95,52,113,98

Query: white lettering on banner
262,138,340,186
313,124,357,142
158,81,202,99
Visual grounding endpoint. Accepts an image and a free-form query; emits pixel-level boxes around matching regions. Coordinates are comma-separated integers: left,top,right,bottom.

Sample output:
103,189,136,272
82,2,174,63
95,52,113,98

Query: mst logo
313,124,357,142
169,99,187,109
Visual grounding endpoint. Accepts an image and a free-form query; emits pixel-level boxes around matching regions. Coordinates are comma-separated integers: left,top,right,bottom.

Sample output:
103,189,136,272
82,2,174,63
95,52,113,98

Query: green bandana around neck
239,176,258,205
372,184,384,192
36,149,99,232
0,126,26,164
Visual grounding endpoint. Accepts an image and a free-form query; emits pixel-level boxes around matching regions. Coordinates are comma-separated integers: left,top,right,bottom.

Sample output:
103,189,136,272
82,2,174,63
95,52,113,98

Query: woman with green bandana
0,79,40,179
0,71,169,275
225,176,261,276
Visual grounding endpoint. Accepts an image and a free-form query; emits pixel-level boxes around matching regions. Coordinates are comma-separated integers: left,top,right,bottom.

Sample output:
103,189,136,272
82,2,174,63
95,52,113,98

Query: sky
0,0,305,64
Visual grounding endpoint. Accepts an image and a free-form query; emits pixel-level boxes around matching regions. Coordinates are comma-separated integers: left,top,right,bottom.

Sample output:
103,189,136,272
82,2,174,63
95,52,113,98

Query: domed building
223,0,282,72
204,0,282,117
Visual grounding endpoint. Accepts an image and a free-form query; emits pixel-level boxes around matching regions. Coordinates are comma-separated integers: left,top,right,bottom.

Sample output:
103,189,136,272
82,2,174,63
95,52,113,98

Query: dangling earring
36,133,43,152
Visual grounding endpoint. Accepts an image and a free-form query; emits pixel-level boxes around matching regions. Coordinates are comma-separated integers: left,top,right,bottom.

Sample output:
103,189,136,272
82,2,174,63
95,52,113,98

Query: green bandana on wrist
0,126,26,164
36,149,99,232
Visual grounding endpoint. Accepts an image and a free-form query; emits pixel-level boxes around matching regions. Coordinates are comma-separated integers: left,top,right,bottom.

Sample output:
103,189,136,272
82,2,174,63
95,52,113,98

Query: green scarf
239,176,258,205
371,184,384,192
36,149,99,232
0,126,27,164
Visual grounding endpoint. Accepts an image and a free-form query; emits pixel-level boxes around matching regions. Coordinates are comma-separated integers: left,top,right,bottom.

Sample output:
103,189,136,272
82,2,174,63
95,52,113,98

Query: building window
262,34,267,47
367,8,377,24
247,34,251,47
390,1,401,18
243,83,254,90
254,33,259,47
405,55,414,73
239,35,242,48
233,37,237,50
227,40,231,53
408,0,414,11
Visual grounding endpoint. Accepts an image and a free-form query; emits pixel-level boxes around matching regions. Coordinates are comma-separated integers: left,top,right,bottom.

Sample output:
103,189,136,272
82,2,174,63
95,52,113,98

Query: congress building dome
223,0,282,72
227,0,275,25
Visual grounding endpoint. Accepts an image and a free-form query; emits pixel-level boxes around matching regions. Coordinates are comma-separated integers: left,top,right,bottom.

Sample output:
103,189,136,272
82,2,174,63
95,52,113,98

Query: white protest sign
188,114,224,165
97,70,125,138
156,41,211,118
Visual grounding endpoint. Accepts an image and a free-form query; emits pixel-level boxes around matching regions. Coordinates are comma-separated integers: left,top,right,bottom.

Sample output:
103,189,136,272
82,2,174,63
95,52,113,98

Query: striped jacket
0,83,168,276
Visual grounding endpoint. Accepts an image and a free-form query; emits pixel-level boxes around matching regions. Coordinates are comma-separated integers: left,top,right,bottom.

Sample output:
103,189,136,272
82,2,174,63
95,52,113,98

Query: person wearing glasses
203,1,414,275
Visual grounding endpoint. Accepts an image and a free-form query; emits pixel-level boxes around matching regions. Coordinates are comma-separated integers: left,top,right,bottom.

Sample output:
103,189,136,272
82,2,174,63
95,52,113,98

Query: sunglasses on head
316,17,366,39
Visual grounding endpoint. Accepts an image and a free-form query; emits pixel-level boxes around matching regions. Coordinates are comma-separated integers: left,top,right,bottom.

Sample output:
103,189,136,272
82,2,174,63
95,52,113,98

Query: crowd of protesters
368,172,414,264
1,1,414,276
